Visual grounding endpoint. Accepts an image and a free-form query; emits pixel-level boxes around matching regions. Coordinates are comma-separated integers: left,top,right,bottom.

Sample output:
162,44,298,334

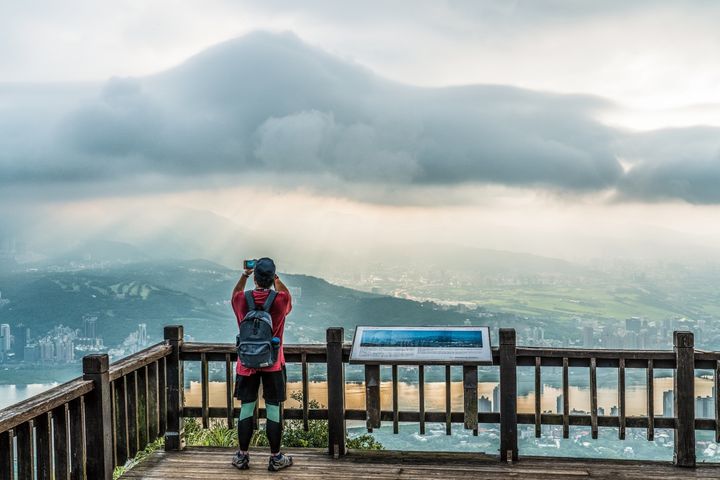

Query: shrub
186,391,383,450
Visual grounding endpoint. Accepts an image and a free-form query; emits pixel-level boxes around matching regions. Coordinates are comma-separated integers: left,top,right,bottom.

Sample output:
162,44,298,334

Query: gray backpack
236,290,278,369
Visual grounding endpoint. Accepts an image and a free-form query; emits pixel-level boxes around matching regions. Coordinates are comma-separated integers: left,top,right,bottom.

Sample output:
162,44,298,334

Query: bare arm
273,274,289,294
232,268,254,298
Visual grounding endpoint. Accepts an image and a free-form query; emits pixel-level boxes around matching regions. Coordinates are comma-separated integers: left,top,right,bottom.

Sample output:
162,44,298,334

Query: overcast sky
2,1,720,266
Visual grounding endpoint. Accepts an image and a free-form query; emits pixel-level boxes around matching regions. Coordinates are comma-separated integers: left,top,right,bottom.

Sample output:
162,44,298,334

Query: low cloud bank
1,31,719,204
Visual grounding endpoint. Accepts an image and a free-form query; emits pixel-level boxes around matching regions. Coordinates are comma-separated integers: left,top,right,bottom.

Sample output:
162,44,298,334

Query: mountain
0,259,485,346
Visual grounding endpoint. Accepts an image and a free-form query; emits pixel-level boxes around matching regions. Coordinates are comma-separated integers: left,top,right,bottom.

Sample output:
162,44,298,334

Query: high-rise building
696,396,712,419
0,324,10,352
138,323,147,347
663,390,673,417
13,323,29,360
492,385,500,413
556,395,563,414
479,395,492,413
83,316,97,339
23,344,39,363
625,317,642,333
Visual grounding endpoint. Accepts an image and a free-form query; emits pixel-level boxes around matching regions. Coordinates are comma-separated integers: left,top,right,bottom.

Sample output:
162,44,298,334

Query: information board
349,326,492,364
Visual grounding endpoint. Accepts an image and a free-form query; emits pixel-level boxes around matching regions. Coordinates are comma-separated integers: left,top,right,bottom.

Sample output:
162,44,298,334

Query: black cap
254,257,276,283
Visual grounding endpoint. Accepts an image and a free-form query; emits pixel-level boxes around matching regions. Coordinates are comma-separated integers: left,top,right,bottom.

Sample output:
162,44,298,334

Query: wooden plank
36,412,52,480
673,331,695,467
562,357,569,439
82,354,113,480
108,343,171,382
164,326,185,451
137,365,149,451
68,397,85,480
418,366,425,435
147,360,160,442
0,430,13,480
0,378,93,433
127,370,139,458
225,354,234,430
392,365,400,434
114,377,129,465
53,405,70,480
364,364,380,431
618,357,626,440
445,365,452,436
590,358,598,440
301,352,309,432
647,359,654,441
534,356,541,438
715,360,720,443
201,353,209,429
326,327,346,457
15,421,33,480
499,328,518,463
463,365,478,434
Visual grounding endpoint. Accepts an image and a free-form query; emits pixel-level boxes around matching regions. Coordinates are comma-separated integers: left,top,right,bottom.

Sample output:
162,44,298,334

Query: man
230,257,293,471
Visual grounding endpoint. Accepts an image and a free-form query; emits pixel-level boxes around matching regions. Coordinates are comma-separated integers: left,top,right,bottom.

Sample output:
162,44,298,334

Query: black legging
237,401,282,453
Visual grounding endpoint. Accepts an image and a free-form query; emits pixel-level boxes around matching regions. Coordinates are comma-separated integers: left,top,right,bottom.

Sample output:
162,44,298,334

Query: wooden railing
177,327,720,467
0,340,170,480
1,325,718,479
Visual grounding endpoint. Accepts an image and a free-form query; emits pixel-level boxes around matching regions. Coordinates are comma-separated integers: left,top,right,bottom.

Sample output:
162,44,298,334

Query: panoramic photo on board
1,1,720,478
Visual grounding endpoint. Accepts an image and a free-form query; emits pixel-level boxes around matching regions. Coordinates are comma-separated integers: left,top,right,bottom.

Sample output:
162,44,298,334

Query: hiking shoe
231,452,249,470
268,453,293,471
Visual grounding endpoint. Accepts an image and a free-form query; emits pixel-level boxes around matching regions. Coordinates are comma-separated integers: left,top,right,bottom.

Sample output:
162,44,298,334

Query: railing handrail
108,342,172,381
1,326,716,479
0,378,94,433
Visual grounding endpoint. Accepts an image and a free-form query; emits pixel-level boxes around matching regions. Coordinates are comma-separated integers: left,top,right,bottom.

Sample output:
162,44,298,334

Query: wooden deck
119,447,720,479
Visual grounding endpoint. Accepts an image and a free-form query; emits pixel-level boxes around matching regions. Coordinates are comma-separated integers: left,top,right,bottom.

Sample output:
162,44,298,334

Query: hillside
0,259,479,346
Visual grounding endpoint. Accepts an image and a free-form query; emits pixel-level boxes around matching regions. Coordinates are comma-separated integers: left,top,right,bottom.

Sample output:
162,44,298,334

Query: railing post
673,331,695,467
499,328,518,463
82,354,113,480
164,325,185,451
326,327,346,457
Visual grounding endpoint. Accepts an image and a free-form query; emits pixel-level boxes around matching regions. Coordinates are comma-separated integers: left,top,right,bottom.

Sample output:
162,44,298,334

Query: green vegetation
184,392,383,450
116,392,382,478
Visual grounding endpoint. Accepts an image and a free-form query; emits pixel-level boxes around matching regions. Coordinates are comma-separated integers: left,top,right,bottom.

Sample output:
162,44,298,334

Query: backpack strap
262,290,278,312
244,290,257,311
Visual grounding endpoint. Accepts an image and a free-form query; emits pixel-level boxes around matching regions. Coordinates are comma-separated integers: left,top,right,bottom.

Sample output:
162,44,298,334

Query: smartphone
243,259,257,270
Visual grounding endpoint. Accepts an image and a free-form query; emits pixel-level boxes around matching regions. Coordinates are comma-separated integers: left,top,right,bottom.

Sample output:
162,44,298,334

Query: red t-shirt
232,288,292,375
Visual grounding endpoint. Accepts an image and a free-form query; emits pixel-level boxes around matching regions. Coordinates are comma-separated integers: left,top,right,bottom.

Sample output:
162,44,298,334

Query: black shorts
234,367,287,404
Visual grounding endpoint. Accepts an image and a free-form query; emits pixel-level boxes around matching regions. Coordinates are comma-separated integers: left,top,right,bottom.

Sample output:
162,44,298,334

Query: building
663,390,673,417
138,323,148,347
598,407,605,416
13,323,29,361
0,324,10,352
23,344,39,363
696,396,712,419
556,395,563,414
492,385,500,413
582,326,594,347
83,316,97,339
626,317,642,333
479,395,492,413
610,406,618,416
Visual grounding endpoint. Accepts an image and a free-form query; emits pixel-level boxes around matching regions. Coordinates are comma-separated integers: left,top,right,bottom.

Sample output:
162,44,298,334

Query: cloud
618,127,720,203
0,31,718,204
